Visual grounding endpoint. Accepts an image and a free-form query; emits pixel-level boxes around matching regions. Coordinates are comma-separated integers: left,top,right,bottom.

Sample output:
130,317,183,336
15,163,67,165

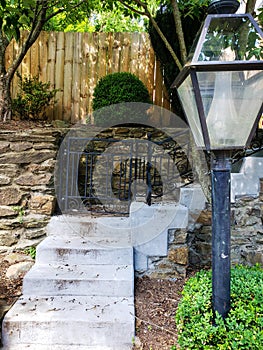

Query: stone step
2,295,134,348
23,263,134,297
36,235,134,265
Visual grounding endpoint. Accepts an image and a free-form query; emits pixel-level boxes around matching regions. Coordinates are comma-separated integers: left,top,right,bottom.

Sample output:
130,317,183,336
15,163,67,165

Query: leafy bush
12,74,58,120
175,265,263,349
92,72,151,126
24,246,36,260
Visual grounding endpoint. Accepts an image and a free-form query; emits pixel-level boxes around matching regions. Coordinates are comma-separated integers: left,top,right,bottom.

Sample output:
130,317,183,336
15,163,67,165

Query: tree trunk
0,30,11,121
0,73,12,121
246,0,257,14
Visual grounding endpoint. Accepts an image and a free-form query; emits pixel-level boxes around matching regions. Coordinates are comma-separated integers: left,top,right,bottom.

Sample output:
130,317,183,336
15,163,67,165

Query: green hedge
92,72,151,126
175,265,263,349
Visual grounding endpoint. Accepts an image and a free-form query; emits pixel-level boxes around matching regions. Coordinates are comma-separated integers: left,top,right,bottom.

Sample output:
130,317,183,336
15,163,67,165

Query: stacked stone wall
188,182,263,268
0,126,262,273
0,128,63,251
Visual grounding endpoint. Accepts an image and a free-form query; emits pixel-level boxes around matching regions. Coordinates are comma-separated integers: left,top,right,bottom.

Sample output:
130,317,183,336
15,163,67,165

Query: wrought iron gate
57,131,192,214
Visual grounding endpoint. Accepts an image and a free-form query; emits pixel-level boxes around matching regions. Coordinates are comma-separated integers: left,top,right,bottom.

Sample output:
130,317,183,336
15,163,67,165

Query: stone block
0,206,17,217
26,159,55,174
6,261,35,279
168,246,188,265
29,194,55,215
0,164,20,177
0,150,56,164
24,228,47,240
241,250,263,265
197,209,212,225
33,142,56,150
15,173,52,186
0,174,11,185
0,187,22,206
10,142,33,152
3,252,34,264
0,229,22,247
0,141,10,153
169,229,187,245
23,214,50,229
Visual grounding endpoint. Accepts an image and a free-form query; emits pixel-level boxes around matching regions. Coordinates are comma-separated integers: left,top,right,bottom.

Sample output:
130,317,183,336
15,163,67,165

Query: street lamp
172,7,263,319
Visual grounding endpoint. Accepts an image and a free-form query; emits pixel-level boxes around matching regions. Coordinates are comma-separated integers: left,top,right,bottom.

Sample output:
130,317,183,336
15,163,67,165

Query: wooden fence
5,31,171,123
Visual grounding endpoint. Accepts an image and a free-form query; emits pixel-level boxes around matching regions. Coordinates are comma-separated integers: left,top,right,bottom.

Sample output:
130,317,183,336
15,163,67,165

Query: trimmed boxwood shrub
92,72,151,126
175,265,263,349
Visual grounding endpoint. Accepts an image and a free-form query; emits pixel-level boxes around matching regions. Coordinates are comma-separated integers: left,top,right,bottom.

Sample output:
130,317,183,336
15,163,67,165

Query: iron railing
57,131,193,214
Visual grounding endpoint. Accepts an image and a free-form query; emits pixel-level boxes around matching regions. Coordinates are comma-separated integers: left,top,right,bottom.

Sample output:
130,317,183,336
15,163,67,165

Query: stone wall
0,128,63,252
188,179,263,268
1,125,262,274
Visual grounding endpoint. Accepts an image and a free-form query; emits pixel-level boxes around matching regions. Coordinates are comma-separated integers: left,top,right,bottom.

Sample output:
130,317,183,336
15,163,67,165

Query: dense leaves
175,265,263,349
92,72,151,126
12,74,58,120
0,0,34,41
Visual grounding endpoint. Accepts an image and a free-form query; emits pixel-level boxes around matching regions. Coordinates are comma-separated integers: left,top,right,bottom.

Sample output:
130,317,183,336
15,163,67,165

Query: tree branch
118,0,149,17
170,0,187,64
246,0,257,14
119,0,183,70
149,14,183,70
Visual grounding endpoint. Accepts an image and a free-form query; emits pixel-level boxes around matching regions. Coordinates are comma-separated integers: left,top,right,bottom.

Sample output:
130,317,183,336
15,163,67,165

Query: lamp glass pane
197,70,263,148
197,16,263,62
178,75,205,148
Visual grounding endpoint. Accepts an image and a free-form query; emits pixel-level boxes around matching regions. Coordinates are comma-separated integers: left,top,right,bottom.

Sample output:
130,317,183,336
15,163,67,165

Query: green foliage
43,3,95,32
92,72,151,126
0,0,34,41
257,7,263,28
148,2,208,115
175,265,263,349
44,1,148,32
0,1,94,41
12,206,25,224
24,246,36,260
93,8,145,32
12,74,58,120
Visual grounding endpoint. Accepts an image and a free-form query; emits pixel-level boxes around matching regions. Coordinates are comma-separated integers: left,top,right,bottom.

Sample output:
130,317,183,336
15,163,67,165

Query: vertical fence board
107,33,113,75
30,38,39,77
112,32,121,73
21,32,30,77
46,32,57,120
53,32,65,120
6,32,172,122
79,32,88,121
63,32,74,122
38,32,49,82
120,33,131,73
130,33,140,77
72,33,82,121
147,42,156,103
98,32,108,80
87,33,99,120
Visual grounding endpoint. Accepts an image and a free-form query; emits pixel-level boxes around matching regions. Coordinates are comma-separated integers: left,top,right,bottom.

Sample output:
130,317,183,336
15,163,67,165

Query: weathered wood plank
63,32,74,122
54,31,65,120
46,32,57,120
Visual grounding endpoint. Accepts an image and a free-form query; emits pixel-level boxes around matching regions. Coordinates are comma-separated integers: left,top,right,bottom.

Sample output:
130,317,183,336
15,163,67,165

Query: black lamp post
172,5,263,319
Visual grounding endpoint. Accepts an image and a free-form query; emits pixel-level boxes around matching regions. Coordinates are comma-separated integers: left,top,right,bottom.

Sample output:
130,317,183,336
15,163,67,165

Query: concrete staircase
2,194,206,349
2,235,134,350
